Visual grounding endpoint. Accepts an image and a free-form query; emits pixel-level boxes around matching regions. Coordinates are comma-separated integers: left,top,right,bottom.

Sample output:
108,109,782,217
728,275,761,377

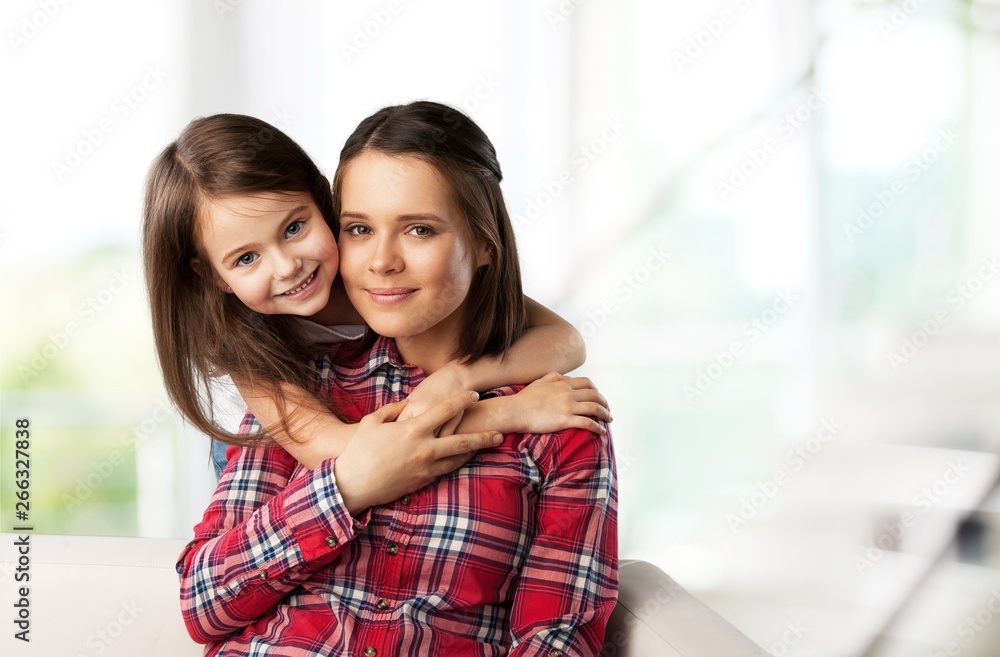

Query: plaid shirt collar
332,335,426,389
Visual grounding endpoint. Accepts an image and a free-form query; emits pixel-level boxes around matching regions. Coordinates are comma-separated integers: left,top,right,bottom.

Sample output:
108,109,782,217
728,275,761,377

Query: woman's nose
369,236,403,274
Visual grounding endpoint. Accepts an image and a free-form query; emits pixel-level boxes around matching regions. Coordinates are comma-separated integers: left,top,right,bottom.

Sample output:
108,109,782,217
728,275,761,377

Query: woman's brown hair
332,101,528,362
142,113,342,446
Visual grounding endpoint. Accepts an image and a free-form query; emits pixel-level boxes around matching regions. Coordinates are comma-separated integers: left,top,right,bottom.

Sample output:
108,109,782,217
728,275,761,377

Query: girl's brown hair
332,101,527,362
142,113,341,446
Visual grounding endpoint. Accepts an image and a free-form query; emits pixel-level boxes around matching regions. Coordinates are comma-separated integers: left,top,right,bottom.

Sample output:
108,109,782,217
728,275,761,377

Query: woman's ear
476,243,492,269
190,257,233,292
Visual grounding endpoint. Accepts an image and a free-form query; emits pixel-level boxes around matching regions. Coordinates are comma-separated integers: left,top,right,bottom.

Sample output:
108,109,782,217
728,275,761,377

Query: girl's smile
277,269,318,297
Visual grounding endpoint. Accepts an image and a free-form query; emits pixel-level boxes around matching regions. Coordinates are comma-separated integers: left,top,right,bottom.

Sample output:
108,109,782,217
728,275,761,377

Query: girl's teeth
284,272,314,295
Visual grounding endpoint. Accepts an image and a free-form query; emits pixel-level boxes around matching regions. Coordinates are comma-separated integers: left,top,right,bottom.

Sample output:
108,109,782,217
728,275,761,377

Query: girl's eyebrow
219,204,308,264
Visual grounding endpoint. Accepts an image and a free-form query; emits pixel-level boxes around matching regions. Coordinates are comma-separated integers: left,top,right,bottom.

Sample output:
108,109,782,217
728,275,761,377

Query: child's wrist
491,396,523,434
440,360,473,392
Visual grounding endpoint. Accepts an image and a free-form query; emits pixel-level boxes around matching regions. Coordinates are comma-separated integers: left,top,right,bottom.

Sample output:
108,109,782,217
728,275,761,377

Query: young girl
177,101,617,656
142,113,609,471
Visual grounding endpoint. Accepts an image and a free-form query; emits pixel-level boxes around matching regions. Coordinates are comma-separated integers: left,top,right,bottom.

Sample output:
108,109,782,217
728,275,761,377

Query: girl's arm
400,296,588,418
233,377,356,469
468,295,586,387
457,372,611,436
401,296,610,436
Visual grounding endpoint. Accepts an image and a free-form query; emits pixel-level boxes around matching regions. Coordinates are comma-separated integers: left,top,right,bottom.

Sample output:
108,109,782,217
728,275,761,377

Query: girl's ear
190,258,233,293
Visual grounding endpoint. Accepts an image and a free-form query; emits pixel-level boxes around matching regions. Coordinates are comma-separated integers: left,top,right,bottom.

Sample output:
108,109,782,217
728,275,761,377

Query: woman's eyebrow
338,212,445,224
396,213,444,223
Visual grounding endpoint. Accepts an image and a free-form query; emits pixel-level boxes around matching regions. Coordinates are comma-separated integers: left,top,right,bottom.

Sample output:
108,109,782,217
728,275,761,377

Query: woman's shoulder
521,423,614,477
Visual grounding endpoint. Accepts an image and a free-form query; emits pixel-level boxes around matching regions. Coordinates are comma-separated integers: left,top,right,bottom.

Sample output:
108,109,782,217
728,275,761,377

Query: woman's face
337,152,488,358
196,191,339,320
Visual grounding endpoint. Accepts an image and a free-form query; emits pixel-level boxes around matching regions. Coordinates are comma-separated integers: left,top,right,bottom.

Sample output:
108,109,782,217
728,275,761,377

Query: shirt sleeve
175,437,369,643
507,426,619,657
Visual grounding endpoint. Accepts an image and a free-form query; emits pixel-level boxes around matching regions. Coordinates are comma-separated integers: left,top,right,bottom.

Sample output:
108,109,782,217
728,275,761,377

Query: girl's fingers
412,391,480,432
565,415,606,434
571,389,609,407
566,376,596,390
577,401,612,422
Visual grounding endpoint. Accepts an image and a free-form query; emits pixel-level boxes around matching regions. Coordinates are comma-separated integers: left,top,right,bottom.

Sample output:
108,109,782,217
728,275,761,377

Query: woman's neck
395,334,462,375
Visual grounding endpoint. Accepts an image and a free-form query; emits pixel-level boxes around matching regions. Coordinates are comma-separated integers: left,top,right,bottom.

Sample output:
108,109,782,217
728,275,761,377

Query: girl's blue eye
237,253,257,266
285,220,304,237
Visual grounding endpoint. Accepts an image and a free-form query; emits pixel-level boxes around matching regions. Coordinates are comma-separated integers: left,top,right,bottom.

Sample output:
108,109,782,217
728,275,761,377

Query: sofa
0,533,763,655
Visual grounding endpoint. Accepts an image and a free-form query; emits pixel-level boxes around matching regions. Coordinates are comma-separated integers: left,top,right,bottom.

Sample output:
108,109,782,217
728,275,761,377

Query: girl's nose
272,249,301,279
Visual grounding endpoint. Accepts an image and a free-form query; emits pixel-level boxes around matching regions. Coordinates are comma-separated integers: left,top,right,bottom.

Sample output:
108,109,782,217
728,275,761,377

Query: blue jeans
211,439,230,479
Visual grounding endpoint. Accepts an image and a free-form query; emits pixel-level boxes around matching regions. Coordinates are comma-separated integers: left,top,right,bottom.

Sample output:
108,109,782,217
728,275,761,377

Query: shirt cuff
284,458,371,562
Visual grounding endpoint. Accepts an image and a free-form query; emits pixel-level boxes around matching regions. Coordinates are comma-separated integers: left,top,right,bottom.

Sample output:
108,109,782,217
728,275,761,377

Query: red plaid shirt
176,336,618,656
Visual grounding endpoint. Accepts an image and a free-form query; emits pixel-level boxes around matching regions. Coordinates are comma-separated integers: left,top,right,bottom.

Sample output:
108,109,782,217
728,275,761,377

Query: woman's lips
365,287,417,305
278,270,317,298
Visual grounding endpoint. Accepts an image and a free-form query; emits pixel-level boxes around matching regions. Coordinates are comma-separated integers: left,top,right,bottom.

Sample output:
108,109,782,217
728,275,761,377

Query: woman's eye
408,225,433,237
285,220,304,237
345,224,370,236
237,253,257,266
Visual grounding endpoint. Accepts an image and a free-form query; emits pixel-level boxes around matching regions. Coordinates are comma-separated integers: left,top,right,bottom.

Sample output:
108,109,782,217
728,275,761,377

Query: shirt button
257,570,268,581
364,647,377,657
400,494,411,506
324,535,337,547
376,598,390,611
548,651,563,657
386,542,399,556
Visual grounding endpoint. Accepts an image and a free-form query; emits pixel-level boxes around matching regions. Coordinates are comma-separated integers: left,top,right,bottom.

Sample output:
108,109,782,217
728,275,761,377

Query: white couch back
1,533,200,656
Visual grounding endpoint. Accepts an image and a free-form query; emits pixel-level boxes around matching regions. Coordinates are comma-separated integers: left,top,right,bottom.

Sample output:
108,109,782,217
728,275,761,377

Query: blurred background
2,0,999,655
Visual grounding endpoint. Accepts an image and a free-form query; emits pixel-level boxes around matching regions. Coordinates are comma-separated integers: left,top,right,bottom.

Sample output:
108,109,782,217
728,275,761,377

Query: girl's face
337,152,488,360
196,191,339,319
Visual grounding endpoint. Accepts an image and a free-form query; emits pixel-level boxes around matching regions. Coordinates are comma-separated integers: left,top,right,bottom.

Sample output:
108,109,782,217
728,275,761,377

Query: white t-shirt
210,321,366,432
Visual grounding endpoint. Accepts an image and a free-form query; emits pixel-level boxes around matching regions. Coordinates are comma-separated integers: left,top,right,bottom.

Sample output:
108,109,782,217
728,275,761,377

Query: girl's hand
508,372,612,435
398,362,466,421
333,391,502,515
